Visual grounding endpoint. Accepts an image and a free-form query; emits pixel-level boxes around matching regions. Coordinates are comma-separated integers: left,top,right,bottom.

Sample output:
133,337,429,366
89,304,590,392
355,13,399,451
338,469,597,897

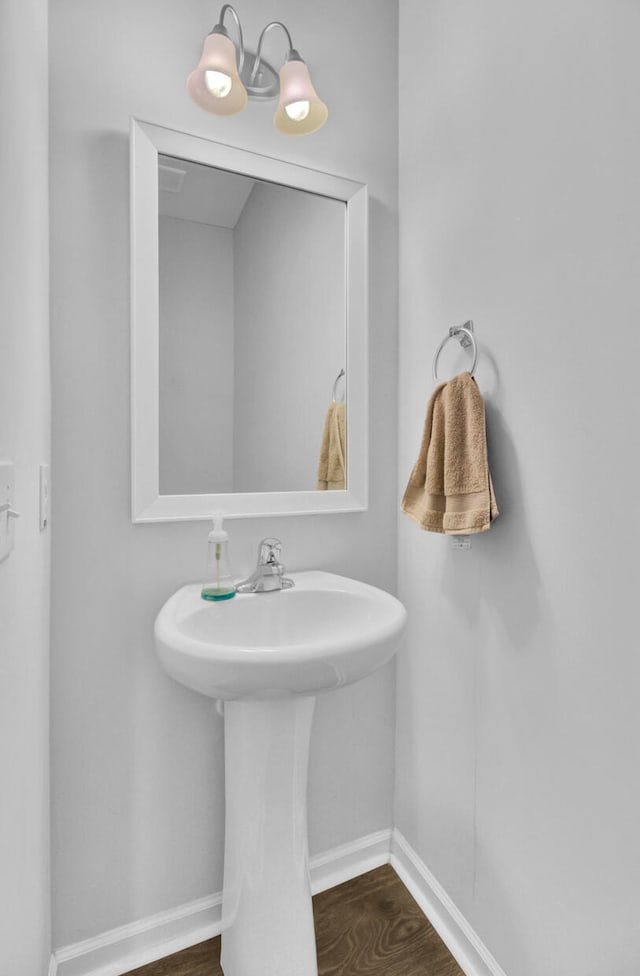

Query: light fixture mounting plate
240,52,279,101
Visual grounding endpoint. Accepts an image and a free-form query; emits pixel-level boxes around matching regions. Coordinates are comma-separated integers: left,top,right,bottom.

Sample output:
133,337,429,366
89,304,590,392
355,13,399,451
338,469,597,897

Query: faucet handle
257,538,283,566
235,537,294,592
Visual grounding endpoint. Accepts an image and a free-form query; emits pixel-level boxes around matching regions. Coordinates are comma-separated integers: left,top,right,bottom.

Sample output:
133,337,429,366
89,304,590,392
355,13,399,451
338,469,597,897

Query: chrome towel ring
332,368,346,403
432,320,478,382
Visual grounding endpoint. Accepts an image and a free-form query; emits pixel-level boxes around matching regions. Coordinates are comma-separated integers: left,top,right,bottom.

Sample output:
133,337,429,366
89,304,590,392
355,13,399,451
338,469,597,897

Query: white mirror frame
131,119,368,523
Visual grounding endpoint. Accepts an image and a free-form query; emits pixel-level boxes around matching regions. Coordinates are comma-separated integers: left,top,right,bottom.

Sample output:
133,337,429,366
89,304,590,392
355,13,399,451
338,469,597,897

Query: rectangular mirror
131,119,368,521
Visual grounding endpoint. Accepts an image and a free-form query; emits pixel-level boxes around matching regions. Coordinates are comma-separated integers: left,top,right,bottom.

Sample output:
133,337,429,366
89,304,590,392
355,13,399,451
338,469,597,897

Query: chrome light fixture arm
216,3,245,73
250,21,296,86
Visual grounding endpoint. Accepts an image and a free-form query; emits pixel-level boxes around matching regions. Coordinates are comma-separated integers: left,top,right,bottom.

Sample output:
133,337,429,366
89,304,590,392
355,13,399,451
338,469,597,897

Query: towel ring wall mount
432,320,478,382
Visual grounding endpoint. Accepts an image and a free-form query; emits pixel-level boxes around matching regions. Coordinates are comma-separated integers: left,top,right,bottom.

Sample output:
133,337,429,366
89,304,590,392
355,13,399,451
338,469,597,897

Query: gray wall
396,2,640,975
50,0,398,949
0,0,51,971
233,182,345,492
159,216,235,495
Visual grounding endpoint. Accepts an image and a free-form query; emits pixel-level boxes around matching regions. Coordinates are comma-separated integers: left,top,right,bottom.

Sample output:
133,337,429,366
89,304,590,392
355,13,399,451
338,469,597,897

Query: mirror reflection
157,153,347,496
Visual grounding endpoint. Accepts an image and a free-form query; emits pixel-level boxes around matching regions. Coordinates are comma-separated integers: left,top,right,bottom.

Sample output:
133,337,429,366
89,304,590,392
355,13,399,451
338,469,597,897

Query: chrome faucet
236,538,294,593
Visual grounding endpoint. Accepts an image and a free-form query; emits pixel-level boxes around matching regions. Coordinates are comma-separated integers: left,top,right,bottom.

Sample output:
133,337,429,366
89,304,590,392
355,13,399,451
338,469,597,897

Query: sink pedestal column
220,696,318,976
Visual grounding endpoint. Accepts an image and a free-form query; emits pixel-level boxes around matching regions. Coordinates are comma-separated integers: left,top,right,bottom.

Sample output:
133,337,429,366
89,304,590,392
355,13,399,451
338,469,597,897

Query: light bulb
284,100,310,122
204,70,232,98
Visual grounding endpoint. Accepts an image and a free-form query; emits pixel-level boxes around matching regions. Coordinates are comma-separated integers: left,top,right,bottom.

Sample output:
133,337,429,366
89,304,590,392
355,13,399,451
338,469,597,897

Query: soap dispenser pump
201,512,236,602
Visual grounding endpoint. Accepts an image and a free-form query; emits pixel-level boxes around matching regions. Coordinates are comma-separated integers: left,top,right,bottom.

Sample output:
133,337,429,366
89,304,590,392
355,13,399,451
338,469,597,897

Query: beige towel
402,371,498,534
317,402,346,490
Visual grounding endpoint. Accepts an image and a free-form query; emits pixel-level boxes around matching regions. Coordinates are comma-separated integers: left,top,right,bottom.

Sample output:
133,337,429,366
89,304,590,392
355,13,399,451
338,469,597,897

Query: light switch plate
0,461,16,562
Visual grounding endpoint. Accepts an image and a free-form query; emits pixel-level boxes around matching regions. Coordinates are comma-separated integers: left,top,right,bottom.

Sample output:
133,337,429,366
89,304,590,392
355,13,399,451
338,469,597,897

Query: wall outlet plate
0,461,16,562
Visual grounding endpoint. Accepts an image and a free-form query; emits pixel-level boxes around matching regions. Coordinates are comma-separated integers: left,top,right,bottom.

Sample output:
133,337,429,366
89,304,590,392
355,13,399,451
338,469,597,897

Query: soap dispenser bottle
201,512,236,601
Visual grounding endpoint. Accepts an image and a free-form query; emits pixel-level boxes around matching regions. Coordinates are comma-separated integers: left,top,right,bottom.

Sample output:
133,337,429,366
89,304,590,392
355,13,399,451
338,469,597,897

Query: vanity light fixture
187,4,328,136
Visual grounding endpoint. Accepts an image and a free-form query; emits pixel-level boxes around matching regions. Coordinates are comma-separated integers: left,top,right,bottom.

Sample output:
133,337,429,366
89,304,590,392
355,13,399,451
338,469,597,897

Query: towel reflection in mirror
317,402,346,490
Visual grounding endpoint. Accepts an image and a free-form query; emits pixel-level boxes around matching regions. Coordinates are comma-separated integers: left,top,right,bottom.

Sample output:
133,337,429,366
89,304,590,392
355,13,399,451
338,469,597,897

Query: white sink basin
154,569,406,976
155,570,406,701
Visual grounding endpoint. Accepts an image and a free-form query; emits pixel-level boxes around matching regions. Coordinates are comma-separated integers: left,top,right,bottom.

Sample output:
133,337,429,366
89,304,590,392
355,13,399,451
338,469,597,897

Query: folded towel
402,371,498,534
317,402,346,490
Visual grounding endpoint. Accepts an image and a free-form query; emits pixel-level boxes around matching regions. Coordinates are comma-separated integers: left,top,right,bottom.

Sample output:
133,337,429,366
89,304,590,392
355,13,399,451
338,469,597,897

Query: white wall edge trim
390,829,508,976
51,829,392,976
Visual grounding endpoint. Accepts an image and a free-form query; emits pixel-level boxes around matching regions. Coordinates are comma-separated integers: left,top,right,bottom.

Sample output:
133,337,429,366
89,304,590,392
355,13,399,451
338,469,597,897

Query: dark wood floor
125,864,465,976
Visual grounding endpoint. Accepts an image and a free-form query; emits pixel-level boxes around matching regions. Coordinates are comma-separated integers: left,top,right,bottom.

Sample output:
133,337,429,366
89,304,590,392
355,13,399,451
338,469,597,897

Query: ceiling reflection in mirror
157,154,346,496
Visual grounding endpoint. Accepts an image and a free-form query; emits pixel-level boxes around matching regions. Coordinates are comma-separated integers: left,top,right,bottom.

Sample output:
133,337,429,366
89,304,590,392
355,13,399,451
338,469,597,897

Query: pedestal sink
154,570,406,976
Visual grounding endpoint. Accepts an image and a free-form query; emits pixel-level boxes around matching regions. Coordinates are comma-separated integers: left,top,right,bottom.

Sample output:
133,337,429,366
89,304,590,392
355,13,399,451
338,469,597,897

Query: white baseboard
50,891,222,976
50,828,393,976
310,827,392,894
50,827,508,976
391,829,508,976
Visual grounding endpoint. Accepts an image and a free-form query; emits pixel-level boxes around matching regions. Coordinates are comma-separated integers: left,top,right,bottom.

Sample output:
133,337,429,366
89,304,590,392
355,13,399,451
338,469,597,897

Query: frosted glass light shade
187,32,248,116
274,59,328,135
